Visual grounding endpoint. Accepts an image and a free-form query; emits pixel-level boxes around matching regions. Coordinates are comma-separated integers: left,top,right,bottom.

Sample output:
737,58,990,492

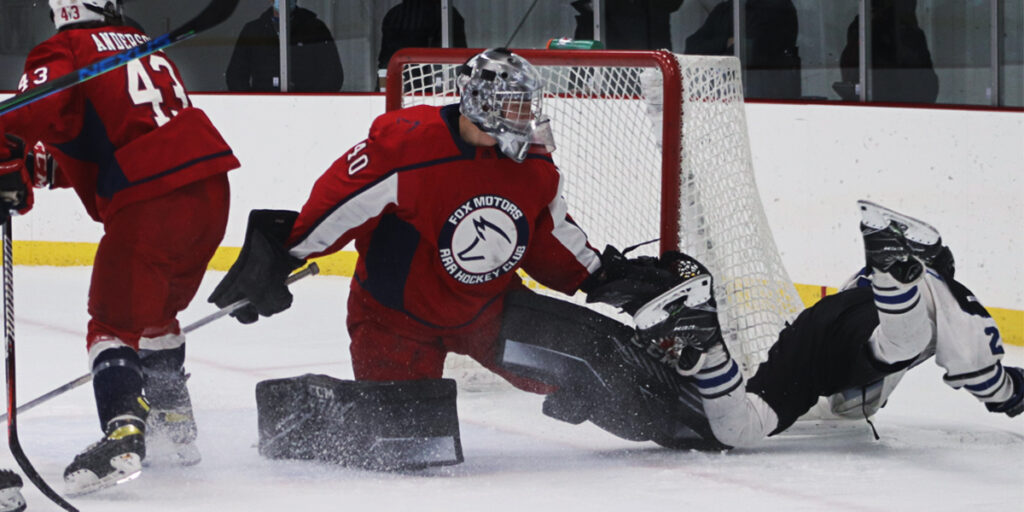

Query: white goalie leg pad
868,270,935,365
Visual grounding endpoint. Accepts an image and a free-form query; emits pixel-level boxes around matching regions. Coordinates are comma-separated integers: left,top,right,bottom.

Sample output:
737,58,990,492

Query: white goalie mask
49,0,118,30
457,48,556,163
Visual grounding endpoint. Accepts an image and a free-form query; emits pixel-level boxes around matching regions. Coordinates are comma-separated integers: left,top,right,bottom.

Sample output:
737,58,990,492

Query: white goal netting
390,50,803,384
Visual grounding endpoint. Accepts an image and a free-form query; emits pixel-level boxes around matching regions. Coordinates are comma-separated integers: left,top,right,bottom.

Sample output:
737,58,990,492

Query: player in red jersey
0,0,239,495
211,49,724,469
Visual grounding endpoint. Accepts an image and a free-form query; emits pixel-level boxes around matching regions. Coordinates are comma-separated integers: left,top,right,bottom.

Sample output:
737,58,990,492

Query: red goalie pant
347,286,554,394
86,174,230,350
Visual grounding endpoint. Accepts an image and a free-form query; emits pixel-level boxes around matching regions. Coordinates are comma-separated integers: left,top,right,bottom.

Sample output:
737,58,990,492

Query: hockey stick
0,262,320,423
503,0,542,47
0,0,240,117
5,219,79,511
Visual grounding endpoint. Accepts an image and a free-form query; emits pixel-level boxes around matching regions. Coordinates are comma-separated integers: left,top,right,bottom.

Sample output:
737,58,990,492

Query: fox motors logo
439,195,529,285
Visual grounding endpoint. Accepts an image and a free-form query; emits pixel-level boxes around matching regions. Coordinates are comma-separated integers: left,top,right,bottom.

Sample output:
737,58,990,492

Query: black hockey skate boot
144,367,200,466
858,200,953,283
632,252,727,377
0,469,25,512
64,399,148,497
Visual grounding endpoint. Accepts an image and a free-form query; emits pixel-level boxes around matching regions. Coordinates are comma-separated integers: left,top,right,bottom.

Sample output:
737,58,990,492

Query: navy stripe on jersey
945,362,1012,401
359,213,420,311
696,358,742,399
873,282,921,315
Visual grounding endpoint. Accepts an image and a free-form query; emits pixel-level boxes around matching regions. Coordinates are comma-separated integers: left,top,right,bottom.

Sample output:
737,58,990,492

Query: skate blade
0,487,26,512
857,199,940,246
64,453,142,497
633,274,713,330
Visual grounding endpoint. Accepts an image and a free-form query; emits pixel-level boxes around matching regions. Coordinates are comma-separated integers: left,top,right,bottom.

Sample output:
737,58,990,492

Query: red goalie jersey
4,24,239,221
287,104,602,329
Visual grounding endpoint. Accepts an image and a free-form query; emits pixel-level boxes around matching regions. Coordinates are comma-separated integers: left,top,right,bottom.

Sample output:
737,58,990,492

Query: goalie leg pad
256,375,463,470
497,289,727,450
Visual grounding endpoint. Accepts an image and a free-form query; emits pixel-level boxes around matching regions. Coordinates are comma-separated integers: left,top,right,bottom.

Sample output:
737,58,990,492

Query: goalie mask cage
386,48,804,380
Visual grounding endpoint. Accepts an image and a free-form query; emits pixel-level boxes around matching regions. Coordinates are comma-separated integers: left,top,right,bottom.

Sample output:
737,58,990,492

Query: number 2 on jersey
127,55,190,127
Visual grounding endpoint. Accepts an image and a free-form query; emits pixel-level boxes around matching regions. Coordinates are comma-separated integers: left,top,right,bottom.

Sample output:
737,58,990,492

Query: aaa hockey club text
90,32,151,53
439,195,530,285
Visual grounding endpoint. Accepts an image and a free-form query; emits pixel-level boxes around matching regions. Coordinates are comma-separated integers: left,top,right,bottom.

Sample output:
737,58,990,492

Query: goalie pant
4,22,239,428
698,268,1020,448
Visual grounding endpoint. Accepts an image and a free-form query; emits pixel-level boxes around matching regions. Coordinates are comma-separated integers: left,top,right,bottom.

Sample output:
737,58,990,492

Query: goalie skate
858,200,944,282
64,418,145,497
0,469,25,512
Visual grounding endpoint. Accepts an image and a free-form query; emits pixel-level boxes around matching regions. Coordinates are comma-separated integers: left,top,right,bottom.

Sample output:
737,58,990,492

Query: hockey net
386,49,803,387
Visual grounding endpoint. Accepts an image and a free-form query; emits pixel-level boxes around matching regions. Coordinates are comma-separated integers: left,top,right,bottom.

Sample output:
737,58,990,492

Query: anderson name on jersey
286,104,601,328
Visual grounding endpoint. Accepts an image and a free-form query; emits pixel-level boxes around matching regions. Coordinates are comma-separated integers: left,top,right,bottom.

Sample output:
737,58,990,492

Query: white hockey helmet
49,0,119,30
457,48,555,162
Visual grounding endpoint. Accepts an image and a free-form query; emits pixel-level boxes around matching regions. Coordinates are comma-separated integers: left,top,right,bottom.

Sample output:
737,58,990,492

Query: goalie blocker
255,375,463,470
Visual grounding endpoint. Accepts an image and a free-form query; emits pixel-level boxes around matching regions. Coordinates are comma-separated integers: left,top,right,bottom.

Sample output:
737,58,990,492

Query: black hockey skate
144,368,200,466
632,252,726,377
858,200,952,283
64,415,146,496
0,469,25,512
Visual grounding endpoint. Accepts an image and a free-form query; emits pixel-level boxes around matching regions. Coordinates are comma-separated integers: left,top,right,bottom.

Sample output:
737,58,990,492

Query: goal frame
385,48,685,254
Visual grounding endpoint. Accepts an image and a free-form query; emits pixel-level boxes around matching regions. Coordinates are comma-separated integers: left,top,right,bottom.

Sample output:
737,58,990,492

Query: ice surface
1,267,1021,511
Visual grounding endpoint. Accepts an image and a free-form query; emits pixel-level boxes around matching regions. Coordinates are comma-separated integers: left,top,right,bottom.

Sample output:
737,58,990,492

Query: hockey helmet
49,0,119,30
457,48,555,162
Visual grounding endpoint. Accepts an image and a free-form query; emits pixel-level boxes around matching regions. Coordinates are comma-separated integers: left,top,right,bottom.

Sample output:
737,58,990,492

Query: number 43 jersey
287,104,602,329
6,24,239,222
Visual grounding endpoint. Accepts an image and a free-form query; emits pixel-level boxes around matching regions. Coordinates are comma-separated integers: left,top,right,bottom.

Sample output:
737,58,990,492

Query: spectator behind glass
377,0,468,71
836,0,938,103
684,0,801,99
226,0,343,92
572,0,684,50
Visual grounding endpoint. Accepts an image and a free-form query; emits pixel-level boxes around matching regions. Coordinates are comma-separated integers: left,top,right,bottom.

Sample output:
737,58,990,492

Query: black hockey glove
986,366,1024,418
581,245,683,315
208,209,305,324
0,135,32,224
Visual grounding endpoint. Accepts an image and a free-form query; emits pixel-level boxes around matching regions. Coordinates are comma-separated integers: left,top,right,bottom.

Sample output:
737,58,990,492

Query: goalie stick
0,0,240,117
0,262,320,423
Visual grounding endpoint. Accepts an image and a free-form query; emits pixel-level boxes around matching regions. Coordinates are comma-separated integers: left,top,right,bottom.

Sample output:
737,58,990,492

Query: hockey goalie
210,48,728,470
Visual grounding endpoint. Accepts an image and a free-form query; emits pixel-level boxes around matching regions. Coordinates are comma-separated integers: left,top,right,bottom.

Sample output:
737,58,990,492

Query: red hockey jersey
5,24,239,221
288,104,601,328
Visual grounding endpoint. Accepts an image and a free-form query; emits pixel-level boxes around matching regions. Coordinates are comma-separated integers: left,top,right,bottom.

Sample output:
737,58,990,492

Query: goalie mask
457,48,556,163
49,0,119,30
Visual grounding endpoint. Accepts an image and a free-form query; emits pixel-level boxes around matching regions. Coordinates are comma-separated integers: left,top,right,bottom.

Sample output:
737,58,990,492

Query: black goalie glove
580,245,677,315
208,209,305,324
